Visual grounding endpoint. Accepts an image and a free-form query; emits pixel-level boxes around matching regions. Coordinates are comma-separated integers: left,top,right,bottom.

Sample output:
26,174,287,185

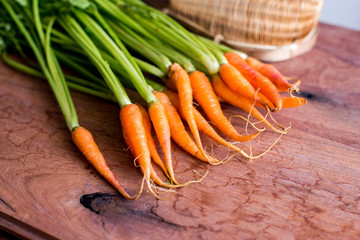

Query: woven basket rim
168,0,324,46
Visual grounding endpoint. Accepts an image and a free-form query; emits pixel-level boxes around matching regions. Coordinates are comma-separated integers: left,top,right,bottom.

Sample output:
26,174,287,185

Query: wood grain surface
0,23,360,240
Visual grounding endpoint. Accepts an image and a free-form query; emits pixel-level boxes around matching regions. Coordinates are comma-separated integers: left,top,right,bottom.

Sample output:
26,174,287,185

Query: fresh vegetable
190,70,260,142
153,91,219,164
135,103,169,179
1,0,137,198
148,101,178,184
245,56,301,93
225,52,282,111
162,89,252,158
1,0,307,201
211,74,286,133
72,127,141,199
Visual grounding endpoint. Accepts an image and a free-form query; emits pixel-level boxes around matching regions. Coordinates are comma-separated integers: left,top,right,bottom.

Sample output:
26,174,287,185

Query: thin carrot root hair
253,91,289,134
134,164,167,200
206,142,237,165
248,129,287,161
131,174,147,200
133,153,143,168
219,149,241,164
265,106,292,134
170,169,209,188
288,86,300,97
228,88,265,133
193,169,209,182
229,115,266,133
285,77,302,89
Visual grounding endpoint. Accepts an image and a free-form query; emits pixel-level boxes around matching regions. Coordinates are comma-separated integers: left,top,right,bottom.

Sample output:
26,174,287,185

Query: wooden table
1,23,360,239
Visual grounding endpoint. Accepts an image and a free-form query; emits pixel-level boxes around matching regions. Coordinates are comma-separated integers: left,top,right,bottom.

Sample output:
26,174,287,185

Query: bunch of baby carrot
1,0,306,199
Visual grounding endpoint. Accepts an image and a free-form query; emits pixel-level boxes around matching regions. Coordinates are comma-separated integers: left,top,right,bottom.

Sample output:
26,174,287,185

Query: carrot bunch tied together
1,0,307,200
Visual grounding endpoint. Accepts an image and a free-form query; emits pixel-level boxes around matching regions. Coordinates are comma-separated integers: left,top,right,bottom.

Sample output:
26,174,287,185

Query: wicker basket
167,0,324,61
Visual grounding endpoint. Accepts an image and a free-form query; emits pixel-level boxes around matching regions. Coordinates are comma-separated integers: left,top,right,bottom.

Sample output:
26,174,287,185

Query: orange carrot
120,104,152,195
123,112,196,189
245,56,300,92
162,89,250,157
148,101,178,184
212,75,284,133
256,93,307,109
218,63,262,104
225,52,282,111
123,128,171,188
154,91,219,164
281,96,307,108
166,63,209,161
190,71,259,142
135,103,169,178
72,126,137,200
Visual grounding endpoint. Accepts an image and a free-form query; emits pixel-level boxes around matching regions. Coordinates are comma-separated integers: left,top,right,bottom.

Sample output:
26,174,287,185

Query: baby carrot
190,71,259,142
123,117,190,189
72,126,138,200
281,96,307,108
135,103,169,178
167,63,209,161
219,63,261,104
153,91,219,164
245,56,300,92
148,101,178,184
212,75,284,133
225,52,282,111
123,129,170,188
256,93,307,109
120,104,152,195
162,89,251,158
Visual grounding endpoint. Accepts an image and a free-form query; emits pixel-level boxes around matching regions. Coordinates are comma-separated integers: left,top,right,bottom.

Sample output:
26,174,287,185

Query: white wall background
319,0,360,30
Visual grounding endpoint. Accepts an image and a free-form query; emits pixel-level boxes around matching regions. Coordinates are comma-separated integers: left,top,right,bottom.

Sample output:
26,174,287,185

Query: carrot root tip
229,115,266,133
285,77,302,88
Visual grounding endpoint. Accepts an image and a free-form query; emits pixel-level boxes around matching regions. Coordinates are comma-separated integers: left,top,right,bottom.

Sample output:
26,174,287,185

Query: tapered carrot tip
282,96,308,108
246,56,297,92
148,101,179,185
135,103,170,179
71,126,135,200
166,64,209,162
224,53,283,110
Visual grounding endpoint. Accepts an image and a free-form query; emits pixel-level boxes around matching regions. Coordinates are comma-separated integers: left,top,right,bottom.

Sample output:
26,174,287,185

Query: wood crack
0,198,15,212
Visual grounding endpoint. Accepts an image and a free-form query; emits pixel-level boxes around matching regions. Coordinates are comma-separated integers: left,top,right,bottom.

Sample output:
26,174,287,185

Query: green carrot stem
91,8,144,80
59,14,131,107
198,36,228,65
1,52,43,78
45,17,78,126
133,58,165,79
73,10,157,105
2,0,79,131
94,0,155,41
108,20,171,73
67,82,117,102
130,14,219,74
145,79,167,92
54,50,108,88
196,35,248,59
145,39,197,73
2,52,114,101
